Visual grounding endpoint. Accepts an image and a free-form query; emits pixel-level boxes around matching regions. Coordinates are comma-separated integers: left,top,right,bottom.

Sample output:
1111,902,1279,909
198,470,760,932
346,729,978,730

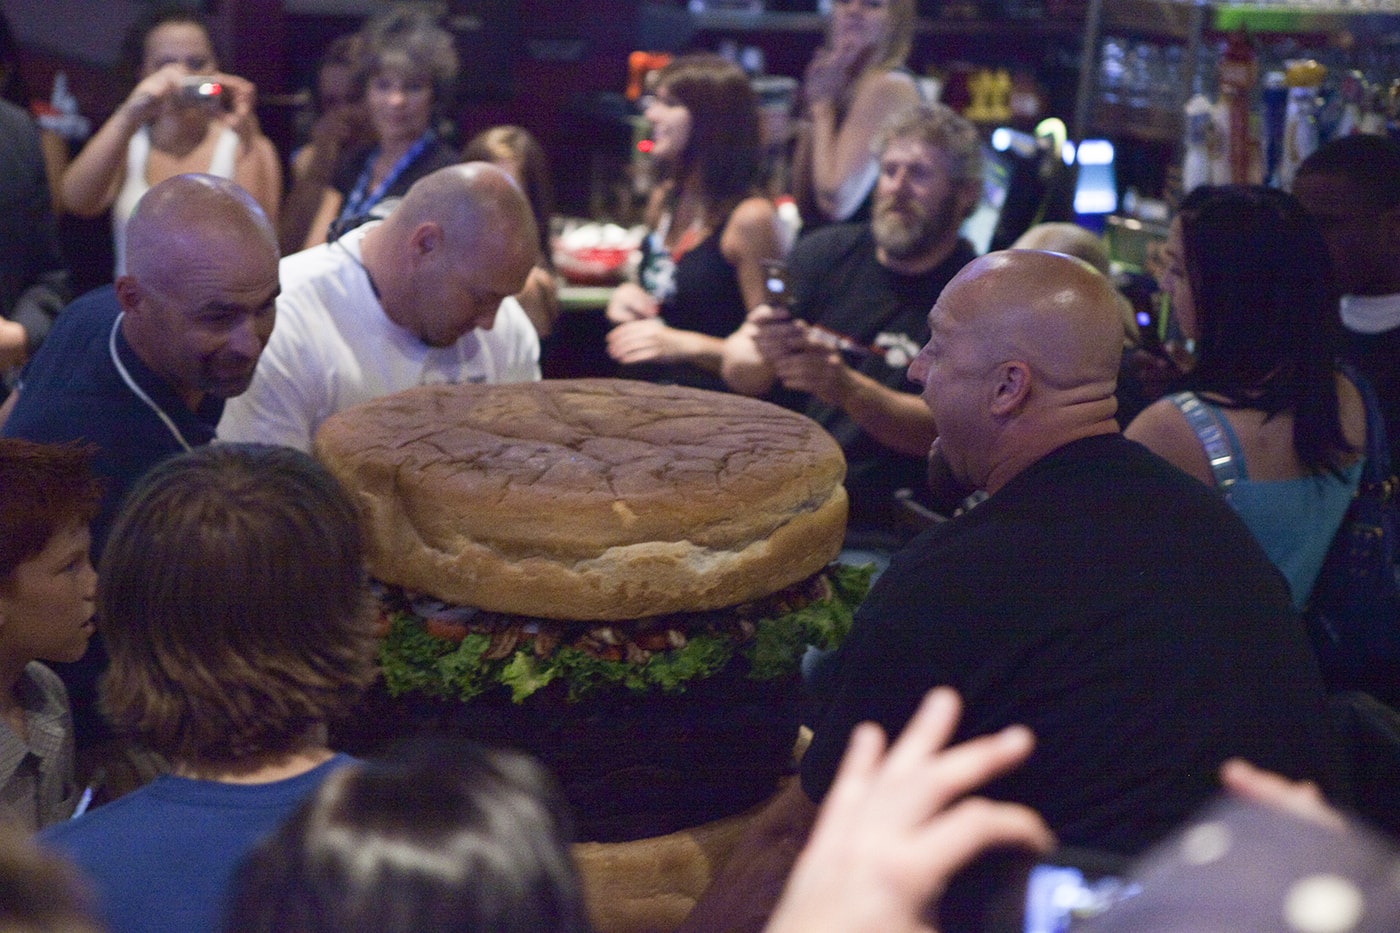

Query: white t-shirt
217,223,540,452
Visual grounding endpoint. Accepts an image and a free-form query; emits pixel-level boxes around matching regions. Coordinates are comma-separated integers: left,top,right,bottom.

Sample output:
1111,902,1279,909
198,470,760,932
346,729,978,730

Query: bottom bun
574,783,786,933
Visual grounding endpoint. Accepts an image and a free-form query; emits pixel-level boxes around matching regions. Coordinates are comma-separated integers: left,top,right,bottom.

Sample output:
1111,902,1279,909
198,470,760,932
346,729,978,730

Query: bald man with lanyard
0,173,280,758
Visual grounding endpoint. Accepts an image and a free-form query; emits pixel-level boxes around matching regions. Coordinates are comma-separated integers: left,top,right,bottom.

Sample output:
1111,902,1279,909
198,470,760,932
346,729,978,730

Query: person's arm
277,107,362,253
0,388,19,430
606,317,727,373
61,67,183,217
605,282,660,324
769,345,935,458
6,112,71,366
1123,398,1216,486
514,265,561,339
721,314,780,397
300,188,343,251
218,73,282,223
806,68,920,222
674,779,818,933
765,688,1051,933
721,196,787,312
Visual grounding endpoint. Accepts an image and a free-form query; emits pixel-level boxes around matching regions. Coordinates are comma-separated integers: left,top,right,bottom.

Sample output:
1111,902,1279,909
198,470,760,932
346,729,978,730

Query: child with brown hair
0,439,101,831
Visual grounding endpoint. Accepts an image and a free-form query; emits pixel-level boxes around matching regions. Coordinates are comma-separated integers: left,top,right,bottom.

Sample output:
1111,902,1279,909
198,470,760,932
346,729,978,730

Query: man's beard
872,193,960,260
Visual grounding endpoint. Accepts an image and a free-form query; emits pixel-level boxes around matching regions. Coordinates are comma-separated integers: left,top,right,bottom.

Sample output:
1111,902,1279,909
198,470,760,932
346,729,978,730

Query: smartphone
762,260,790,314
178,76,225,109
1021,858,1140,933
938,847,1136,933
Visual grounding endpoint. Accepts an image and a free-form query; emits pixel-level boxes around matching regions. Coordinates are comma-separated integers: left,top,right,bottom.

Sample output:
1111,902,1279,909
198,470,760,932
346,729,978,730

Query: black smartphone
1021,855,1140,932
938,847,1136,933
762,260,790,313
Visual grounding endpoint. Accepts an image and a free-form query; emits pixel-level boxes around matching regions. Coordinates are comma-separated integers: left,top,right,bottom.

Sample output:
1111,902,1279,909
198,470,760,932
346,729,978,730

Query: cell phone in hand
762,260,790,318
938,847,1136,933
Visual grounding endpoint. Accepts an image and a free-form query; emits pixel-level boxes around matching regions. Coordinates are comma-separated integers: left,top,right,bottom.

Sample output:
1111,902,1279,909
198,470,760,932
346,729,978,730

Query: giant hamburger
315,378,869,841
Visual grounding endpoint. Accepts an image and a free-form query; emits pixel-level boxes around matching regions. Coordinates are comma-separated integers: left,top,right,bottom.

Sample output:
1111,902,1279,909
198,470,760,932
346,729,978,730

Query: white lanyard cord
108,312,193,453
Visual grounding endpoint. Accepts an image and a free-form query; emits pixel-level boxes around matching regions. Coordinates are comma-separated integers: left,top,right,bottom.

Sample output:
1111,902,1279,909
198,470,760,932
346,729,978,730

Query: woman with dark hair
224,742,591,933
40,443,379,933
606,54,785,392
1126,185,1366,608
791,0,923,230
60,5,280,275
299,5,461,249
463,125,560,337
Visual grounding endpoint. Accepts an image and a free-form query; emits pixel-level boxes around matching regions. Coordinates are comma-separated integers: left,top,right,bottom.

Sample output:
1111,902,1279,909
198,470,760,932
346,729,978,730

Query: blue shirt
41,753,356,933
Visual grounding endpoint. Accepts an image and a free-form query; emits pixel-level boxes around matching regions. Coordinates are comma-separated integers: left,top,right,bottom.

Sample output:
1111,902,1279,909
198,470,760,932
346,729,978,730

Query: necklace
108,312,193,452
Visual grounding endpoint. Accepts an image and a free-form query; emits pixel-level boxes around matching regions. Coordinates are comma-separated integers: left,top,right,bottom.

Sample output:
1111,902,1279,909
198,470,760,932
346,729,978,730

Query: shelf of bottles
1084,1,1400,151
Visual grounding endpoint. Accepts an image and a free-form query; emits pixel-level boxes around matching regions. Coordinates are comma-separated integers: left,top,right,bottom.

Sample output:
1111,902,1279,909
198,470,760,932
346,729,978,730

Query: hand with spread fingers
766,687,1054,933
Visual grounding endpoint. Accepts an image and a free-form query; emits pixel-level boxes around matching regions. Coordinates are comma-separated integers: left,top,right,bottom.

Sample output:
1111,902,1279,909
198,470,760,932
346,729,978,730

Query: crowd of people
1,1,1399,931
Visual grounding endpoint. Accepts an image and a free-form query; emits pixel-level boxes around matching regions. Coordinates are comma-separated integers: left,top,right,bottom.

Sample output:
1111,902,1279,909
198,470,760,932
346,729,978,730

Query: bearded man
723,103,982,550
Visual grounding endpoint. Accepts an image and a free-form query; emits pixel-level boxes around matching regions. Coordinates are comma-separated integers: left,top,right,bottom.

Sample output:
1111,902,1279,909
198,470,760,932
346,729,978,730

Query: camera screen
1022,864,1140,933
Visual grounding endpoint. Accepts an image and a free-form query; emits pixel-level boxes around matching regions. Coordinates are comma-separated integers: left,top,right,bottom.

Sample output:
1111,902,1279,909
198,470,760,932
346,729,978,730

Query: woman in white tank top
59,8,281,276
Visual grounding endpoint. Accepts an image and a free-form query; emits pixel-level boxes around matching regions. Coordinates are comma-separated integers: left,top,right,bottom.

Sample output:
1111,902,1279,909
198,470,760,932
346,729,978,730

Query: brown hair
654,54,762,217
97,443,378,768
463,125,556,265
827,0,916,73
873,102,984,188
360,4,458,111
0,440,101,590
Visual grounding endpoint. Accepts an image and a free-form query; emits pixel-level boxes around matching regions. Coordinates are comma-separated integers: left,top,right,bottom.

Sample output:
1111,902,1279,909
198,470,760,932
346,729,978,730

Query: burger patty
374,562,874,704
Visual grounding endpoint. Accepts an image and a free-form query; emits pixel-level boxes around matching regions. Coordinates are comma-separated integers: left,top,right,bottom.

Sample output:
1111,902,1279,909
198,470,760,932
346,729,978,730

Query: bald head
116,175,281,406
364,163,538,346
910,250,1123,493
947,250,1124,392
387,162,538,261
1010,223,1111,276
126,174,278,295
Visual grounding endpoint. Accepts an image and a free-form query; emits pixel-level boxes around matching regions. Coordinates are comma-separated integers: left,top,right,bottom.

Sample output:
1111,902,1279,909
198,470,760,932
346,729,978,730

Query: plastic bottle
1279,59,1327,191
1217,29,1258,184
1182,91,1213,193
1261,70,1287,187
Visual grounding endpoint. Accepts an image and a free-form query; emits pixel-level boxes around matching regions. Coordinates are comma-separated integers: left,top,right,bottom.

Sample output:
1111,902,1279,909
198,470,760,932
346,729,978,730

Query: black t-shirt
621,212,749,393
780,223,977,541
801,434,1337,856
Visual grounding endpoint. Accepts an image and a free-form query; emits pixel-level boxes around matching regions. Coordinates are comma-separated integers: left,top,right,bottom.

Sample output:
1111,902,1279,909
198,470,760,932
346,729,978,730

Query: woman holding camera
61,7,280,275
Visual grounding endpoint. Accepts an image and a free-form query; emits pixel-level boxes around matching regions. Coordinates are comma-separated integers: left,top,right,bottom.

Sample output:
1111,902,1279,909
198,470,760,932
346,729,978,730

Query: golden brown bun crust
314,379,848,619
573,792,762,933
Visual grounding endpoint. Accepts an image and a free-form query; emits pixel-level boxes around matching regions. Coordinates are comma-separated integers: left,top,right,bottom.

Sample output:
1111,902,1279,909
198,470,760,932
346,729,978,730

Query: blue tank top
1169,391,1362,608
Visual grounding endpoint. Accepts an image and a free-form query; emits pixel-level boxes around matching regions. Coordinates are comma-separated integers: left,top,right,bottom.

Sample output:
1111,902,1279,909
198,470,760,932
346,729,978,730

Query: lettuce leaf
378,562,875,704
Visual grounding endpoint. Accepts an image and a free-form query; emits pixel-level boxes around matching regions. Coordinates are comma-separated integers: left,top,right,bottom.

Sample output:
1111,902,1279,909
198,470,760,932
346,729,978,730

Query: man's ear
988,360,1031,417
114,276,143,317
408,221,443,261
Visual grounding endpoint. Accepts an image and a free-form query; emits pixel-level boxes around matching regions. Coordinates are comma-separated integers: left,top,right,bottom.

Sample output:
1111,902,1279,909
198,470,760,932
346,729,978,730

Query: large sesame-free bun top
314,379,848,620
